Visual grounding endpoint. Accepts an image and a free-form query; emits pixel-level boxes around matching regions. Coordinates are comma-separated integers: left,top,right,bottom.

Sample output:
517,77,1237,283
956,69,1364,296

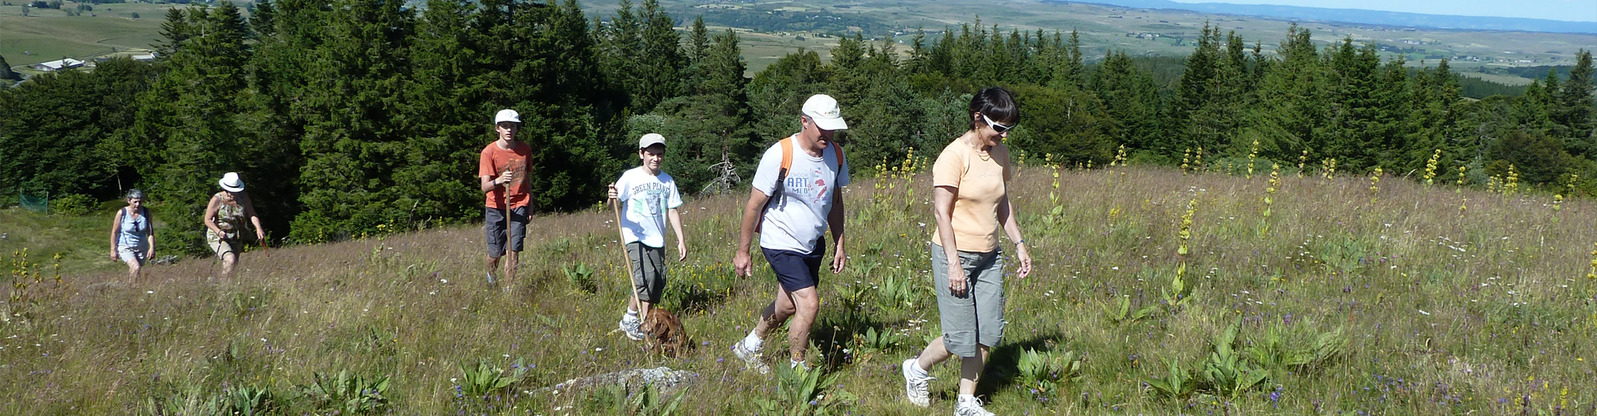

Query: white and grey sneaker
619,315,644,341
731,341,770,374
901,358,933,407
955,395,996,416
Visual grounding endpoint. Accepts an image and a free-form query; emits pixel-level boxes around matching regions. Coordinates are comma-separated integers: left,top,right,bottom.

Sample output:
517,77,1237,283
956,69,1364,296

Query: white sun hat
218,172,245,192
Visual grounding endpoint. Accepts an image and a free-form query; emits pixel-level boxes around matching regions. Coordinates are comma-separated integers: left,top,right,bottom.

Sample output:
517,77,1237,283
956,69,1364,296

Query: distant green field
0,2,166,62
0,1,186,68
587,0,1595,83
6,0,1591,84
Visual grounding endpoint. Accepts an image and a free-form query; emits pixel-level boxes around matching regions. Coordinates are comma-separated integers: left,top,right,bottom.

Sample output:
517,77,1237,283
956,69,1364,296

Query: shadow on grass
974,330,1067,398
809,309,909,370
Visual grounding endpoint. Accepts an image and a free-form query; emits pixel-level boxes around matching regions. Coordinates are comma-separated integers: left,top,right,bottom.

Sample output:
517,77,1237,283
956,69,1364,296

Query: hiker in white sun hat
731,94,850,373
204,172,265,278
479,108,534,292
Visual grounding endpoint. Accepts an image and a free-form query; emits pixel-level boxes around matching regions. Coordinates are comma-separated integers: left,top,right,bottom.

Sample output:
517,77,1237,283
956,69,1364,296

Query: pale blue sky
1167,0,1597,22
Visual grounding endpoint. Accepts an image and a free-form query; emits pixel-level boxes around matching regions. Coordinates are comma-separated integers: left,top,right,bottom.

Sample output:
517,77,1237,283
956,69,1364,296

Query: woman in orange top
900,87,1033,416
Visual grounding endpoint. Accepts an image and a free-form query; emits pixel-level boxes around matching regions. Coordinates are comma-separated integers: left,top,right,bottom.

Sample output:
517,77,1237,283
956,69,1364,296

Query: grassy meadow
2,160,1596,414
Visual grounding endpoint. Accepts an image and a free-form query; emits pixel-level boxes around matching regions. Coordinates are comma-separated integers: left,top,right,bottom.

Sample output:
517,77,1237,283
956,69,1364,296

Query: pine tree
153,8,192,58
1323,38,1383,171
1556,49,1594,158
291,0,416,241
397,0,487,226
644,28,752,193
248,0,276,38
630,0,685,113
1092,50,1162,158
1246,24,1326,162
687,15,709,64
1047,29,1084,90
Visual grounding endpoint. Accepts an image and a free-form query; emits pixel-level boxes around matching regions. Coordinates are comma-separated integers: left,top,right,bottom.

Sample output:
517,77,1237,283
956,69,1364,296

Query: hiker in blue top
108,189,155,283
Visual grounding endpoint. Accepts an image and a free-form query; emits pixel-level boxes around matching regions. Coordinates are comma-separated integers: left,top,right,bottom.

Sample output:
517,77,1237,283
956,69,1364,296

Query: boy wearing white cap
607,133,687,340
479,109,534,290
731,94,850,372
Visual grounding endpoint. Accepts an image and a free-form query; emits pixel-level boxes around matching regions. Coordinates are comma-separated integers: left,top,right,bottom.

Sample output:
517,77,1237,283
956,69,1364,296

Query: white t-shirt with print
751,138,850,254
615,167,684,248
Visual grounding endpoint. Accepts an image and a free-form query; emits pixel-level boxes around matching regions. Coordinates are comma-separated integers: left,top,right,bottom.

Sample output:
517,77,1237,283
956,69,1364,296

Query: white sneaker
955,396,995,416
619,315,644,341
901,358,933,407
731,341,770,374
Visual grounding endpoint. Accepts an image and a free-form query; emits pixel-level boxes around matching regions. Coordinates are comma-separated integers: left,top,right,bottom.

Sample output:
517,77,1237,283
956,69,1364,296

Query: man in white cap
607,133,688,340
478,109,534,291
731,94,850,372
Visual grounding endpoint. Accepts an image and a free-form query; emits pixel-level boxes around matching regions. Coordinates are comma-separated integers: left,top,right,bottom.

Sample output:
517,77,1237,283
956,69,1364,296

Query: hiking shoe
732,341,770,374
485,272,497,286
619,315,644,341
955,396,996,416
902,358,933,407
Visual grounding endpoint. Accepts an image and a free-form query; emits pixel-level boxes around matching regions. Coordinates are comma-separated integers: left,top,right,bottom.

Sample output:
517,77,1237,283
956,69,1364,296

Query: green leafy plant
1016,348,1083,398
755,366,858,416
875,274,918,311
599,383,686,415
1144,358,1195,401
221,384,278,415
1199,319,1268,399
1161,263,1196,311
1245,323,1347,379
860,326,900,352
139,385,227,416
459,359,527,400
563,262,597,294
1103,294,1157,325
301,370,390,414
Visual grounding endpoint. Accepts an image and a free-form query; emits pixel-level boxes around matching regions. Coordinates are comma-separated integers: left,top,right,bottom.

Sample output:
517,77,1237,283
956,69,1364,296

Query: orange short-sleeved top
479,141,533,210
930,139,1012,253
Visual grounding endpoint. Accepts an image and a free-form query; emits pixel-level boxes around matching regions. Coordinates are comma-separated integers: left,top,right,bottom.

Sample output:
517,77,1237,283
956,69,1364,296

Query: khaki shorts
931,244,1007,358
208,232,242,258
628,242,667,303
118,246,147,265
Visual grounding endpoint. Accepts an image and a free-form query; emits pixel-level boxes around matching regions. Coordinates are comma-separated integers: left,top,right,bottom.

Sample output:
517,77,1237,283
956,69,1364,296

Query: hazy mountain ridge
1053,0,1597,34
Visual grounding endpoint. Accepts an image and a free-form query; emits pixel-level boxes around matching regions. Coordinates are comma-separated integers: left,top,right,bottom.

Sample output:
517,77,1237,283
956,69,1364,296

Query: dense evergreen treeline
0,0,1593,255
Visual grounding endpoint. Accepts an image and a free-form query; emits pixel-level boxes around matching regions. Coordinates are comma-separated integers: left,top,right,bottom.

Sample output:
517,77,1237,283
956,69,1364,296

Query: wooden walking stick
611,197,642,312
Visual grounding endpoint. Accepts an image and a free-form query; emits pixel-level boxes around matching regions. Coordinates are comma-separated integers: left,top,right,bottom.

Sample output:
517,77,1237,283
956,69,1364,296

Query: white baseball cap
801,94,847,130
218,172,245,192
494,109,521,124
638,133,666,149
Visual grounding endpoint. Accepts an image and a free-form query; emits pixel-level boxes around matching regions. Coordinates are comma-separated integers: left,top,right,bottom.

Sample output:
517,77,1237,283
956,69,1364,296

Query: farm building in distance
33,58,84,72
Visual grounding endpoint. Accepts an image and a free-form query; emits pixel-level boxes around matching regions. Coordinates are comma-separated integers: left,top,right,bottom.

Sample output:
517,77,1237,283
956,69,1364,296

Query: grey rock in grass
532,366,697,396
150,255,179,265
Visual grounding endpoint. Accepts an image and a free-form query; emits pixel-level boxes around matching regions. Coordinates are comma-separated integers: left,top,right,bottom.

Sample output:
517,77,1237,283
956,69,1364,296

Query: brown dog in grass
640,308,686,357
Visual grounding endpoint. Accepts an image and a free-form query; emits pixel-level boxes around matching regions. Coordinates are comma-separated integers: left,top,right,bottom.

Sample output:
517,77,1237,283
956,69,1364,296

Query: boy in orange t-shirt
479,109,533,290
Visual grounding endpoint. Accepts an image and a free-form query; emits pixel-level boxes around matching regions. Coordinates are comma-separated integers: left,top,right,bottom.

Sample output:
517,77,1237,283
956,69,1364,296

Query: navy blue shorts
763,238,826,292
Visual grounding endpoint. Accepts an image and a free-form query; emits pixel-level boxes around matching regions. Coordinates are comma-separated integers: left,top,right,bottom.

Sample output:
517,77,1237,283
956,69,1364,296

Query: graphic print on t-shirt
809,168,829,203
628,182,669,218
